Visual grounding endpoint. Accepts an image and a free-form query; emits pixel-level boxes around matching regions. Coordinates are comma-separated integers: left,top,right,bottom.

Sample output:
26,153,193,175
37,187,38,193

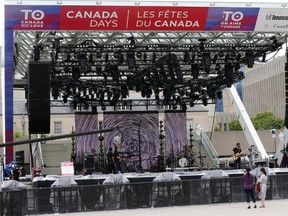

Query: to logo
222,11,244,21
21,9,45,20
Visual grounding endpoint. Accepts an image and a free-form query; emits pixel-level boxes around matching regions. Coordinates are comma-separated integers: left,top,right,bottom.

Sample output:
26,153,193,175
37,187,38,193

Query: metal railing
199,130,220,168
1,174,288,215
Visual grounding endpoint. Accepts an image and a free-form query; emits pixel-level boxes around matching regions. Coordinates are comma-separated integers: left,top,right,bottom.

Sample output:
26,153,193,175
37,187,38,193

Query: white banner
255,8,288,32
61,161,74,176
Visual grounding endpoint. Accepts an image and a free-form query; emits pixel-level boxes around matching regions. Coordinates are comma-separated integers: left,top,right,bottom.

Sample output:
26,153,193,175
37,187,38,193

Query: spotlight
105,53,109,63
191,63,199,79
136,51,142,59
225,63,233,87
184,52,190,63
91,105,97,113
127,36,135,46
181,103,187,111
202,52,211,69
189,101,194,107
101,104,106,111
261,52,266,62
63,95,68,103
143,53,147,62
245,51,254,68
83,102,89,110
202,98,208,106
96,51,102,58
52,87,59,100
78,53,87,72
127,52,136,69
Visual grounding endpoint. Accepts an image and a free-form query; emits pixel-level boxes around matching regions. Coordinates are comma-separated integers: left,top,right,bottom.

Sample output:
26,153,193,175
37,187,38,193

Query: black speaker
15,150,24,165
84,153,95,170
28,62,51,134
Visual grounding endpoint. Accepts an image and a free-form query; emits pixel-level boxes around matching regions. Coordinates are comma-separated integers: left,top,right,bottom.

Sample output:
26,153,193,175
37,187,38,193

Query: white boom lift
226,85,269,161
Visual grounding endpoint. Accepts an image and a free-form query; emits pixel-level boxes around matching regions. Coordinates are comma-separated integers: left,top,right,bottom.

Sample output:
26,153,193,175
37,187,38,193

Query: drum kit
167,145,195,168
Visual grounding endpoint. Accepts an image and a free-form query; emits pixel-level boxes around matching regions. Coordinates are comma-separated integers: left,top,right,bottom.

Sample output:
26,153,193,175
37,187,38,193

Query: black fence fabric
1,175,288,215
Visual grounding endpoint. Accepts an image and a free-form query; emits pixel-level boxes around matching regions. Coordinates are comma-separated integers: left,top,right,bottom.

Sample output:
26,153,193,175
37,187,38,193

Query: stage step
41,141,71,175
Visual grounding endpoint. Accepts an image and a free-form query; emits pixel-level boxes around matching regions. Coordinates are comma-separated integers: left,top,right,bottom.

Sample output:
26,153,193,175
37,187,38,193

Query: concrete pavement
39,199,287,216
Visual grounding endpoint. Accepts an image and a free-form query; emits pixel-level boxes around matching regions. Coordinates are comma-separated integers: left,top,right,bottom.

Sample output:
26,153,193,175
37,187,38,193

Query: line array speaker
28,62,51,134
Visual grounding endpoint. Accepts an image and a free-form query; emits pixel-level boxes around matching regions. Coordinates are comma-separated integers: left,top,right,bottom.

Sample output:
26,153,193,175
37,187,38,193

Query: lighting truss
13,31,286,110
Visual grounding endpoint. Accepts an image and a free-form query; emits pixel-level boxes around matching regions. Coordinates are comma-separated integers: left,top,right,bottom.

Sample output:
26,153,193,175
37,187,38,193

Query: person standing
106,147,115,174
114,146,123,174
243,167,257,209
257,167,268,208
232,143,242,169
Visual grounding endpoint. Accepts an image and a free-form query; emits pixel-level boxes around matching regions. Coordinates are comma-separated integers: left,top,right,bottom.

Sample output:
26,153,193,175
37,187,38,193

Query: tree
229,112,284,131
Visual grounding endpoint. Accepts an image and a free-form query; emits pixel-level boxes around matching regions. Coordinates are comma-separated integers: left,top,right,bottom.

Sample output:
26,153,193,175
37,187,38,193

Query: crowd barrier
1,174,288,215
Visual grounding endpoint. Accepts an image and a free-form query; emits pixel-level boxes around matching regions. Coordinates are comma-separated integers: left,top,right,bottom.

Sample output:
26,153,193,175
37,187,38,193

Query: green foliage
229,112,284,131
214,127,221,132
229,120,242,131
14,131,27,138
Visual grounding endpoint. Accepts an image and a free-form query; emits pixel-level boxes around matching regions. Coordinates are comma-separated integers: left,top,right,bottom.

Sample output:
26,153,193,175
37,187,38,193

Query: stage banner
5,5,61,30
255,8,288,32
205,7,259,31
164,111,188,167
75,113,98,162
60,6,208,31
103,112,159,171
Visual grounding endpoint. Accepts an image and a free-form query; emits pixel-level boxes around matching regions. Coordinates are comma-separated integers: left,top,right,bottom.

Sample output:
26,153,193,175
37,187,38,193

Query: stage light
152,53,156,63
191,53,195,63
119,53,124,64
52,87,59,100
136,51,142,59
89,54,93,63
225,63,233,87
181,103,187,111
127,52,136,69
83,102,89,110
143,53,147,62
191,63,199,79
66,53,71,62
189,101,194,107
96,51,102,59
184,52,190,63
33,45,41,62
101,104,106,111
215,63,220,71
78,53,87,72
202,52,211,72
245,51,254,68
262,52,266,62
72,67,80,80
202,98,208,106
96,66,102,75
127,36,135,46
236,53,241,61
212,54,218,64
63,95,68,103
91,105,97,113
105,53,109,63
72,101,77,110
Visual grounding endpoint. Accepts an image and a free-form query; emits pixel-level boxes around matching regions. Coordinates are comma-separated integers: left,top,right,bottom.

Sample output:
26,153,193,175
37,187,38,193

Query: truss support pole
226,85,268,160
